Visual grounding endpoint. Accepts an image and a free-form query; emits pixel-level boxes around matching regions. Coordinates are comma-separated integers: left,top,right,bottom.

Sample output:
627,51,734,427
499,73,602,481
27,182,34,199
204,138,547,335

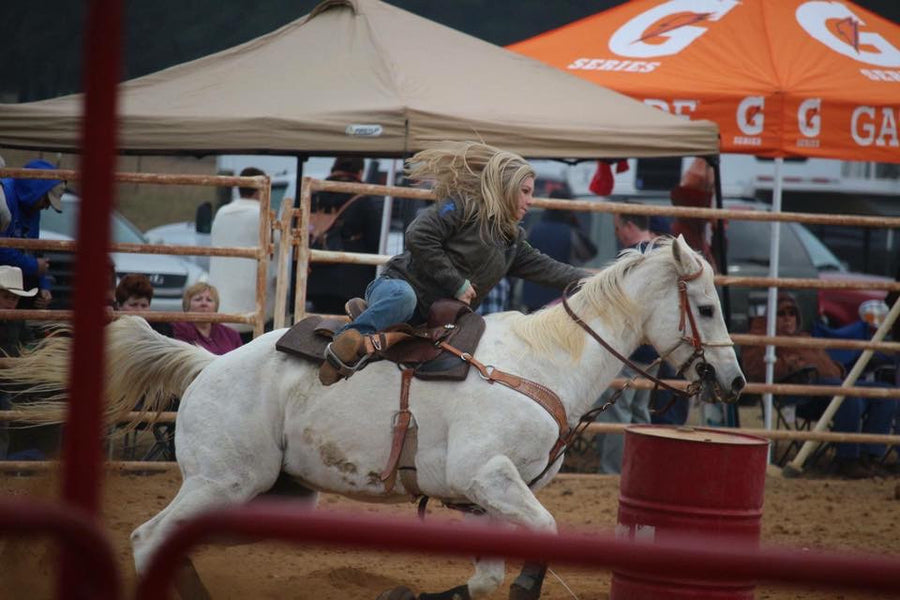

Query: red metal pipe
0,500,120,600
60,0,122,596
136,502,900,600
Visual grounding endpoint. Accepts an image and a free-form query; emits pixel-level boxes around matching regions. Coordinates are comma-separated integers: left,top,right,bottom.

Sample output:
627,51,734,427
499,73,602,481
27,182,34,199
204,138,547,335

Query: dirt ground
1,466,898,600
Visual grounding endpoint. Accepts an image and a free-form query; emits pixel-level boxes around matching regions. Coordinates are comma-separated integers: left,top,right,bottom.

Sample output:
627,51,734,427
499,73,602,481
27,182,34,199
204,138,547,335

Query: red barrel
611,425,769,599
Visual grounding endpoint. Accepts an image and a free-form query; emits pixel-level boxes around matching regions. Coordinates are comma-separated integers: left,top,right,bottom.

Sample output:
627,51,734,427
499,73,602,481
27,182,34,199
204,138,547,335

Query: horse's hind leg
131,469,277,573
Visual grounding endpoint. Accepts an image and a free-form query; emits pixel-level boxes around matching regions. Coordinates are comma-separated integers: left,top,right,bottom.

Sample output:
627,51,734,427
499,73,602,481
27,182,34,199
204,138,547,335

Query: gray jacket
383,199,591,316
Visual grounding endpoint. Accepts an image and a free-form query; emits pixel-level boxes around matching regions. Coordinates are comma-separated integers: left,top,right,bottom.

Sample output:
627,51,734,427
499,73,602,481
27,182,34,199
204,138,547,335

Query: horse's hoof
509,572,545,600
509,582,541,600
376,586,416,600
418,584,470,600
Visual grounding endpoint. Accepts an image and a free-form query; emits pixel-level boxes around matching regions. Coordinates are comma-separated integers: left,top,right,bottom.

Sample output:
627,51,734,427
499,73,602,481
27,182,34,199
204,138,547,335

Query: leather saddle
275,298,486,381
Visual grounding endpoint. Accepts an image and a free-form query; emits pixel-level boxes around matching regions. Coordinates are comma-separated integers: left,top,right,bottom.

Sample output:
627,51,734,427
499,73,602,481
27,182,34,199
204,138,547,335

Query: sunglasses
776,309,797,317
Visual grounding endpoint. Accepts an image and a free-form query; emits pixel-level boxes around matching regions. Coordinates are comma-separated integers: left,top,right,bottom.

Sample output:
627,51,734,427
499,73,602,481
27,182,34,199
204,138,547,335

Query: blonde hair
182,282,220,311
406,141,534,241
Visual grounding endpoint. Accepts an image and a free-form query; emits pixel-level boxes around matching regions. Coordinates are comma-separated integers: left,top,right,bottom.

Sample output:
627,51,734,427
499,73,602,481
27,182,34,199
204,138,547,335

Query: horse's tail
2,315,216,430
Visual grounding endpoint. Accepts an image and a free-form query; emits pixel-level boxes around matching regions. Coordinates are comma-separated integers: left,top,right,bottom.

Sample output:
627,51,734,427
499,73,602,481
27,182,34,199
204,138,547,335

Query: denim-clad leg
336,277,418,336
855,381,897,458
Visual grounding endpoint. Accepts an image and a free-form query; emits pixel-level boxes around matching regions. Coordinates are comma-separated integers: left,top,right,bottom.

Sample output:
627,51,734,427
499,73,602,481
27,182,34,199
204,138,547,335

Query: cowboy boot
318,329,368,386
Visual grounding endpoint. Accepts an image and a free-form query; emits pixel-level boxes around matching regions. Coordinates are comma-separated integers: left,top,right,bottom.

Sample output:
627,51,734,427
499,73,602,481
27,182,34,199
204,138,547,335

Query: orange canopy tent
509,0,900,163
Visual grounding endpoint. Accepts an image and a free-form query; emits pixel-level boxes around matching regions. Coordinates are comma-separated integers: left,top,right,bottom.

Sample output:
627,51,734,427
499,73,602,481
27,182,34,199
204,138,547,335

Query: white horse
11,236,745,599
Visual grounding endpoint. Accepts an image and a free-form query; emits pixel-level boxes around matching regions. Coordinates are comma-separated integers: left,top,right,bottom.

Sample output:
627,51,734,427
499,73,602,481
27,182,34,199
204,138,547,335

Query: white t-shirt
208,198,280,333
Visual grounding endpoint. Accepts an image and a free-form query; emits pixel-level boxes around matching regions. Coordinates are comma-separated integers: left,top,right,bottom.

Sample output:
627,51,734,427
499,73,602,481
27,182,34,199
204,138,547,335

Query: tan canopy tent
0,0,717,159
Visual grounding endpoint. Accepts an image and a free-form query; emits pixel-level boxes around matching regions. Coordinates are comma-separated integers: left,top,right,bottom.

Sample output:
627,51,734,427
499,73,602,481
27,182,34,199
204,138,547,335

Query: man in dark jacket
0,159,64,308
307,157,381,314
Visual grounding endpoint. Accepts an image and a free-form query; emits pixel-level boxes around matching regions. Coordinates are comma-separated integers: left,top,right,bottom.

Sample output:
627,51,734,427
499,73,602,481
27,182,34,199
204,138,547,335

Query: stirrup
323,341,371,378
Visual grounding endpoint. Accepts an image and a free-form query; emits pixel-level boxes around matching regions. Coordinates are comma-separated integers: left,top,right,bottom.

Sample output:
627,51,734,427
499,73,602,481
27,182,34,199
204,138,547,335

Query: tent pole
708,154,739,428
707,155,730,328
376,159,397,275
289,155,307,319
762,157,784,460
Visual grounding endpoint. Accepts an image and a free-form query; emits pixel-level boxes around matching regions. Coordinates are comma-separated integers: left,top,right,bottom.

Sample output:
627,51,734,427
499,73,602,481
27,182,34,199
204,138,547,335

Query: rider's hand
36,258,50,275
457,282,477,305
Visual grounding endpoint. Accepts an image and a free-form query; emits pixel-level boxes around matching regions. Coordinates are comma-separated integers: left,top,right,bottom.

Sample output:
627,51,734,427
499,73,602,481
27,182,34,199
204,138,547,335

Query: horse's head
640,235,745,404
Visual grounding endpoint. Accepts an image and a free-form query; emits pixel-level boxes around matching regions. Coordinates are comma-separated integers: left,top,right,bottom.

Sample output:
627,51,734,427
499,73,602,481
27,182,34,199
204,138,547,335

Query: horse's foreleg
458,455,557,600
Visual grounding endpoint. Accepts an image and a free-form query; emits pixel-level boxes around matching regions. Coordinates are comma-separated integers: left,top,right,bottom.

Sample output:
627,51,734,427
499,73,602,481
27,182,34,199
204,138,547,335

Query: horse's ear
672,234,697,276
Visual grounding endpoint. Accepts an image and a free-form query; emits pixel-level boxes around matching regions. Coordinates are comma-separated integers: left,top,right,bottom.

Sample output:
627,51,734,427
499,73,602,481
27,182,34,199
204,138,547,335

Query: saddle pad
275,315,331,364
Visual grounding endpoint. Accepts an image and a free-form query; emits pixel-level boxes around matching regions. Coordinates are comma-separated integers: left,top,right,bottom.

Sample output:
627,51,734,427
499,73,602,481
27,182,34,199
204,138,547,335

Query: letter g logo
737,96,765,136
798,99,821,138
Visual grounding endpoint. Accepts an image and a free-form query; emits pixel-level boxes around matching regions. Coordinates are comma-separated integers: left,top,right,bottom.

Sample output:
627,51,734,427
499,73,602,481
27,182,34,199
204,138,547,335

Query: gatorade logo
796,1,900,67
798,98,822,138
608,0,740,58
797,98,822,148
737,96,765,136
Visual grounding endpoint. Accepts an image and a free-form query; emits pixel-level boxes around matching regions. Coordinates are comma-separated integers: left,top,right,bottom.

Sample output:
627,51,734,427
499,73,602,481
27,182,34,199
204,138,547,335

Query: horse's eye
698,305,714,318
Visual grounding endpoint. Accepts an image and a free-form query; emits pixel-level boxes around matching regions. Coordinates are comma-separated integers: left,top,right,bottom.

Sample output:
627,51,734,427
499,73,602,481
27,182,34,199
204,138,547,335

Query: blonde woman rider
319,141,592,386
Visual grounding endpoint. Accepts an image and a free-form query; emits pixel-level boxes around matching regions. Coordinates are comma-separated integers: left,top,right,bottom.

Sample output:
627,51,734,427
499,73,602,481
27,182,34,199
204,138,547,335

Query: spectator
307,156,381,315
319,141,591,386
115,273,172,336
0,266,38,459
742,293,895,478
521,189,597,312
172,282,242,355
208,166,279,344
0,159,65,308
593,212,656,474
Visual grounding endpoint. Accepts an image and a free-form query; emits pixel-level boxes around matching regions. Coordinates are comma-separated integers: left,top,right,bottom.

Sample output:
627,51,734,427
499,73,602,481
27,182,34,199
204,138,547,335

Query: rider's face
516,176,534,221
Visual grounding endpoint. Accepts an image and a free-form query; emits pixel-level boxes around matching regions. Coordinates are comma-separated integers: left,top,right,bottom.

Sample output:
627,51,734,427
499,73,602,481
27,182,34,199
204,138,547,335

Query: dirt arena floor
1,465,898,600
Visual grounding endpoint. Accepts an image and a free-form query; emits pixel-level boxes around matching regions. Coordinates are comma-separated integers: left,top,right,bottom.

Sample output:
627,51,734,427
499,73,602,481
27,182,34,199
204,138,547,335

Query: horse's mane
511,238,678,361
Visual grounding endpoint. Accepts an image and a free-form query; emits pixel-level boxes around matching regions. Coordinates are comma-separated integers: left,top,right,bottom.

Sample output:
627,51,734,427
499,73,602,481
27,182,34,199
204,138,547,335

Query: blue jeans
336,277,419,336
791,376,896,459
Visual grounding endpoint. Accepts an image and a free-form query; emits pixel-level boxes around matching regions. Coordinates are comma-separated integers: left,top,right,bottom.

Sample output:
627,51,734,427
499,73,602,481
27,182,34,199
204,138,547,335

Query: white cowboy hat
0,266,38,297
47,182,65,213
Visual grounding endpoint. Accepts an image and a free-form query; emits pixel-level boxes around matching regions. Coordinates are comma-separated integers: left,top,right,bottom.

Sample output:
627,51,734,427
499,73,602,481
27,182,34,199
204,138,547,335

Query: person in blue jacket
0,159,64,308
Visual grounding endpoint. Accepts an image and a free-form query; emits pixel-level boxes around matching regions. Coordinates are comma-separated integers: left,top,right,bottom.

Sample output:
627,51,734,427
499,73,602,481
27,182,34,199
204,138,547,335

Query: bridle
561,258,733,401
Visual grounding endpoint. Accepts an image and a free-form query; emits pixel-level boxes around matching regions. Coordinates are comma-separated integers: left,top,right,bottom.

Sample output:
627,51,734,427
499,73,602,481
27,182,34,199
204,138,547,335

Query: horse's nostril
732,376,746,393
697,363,716,379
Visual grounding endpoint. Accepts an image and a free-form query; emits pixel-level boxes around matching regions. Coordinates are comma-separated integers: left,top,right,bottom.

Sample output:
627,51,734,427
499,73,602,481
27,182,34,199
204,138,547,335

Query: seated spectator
172,283,242,355
812,300,893,379
0,266,38,459
115,273,173,337
742,293,895,478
